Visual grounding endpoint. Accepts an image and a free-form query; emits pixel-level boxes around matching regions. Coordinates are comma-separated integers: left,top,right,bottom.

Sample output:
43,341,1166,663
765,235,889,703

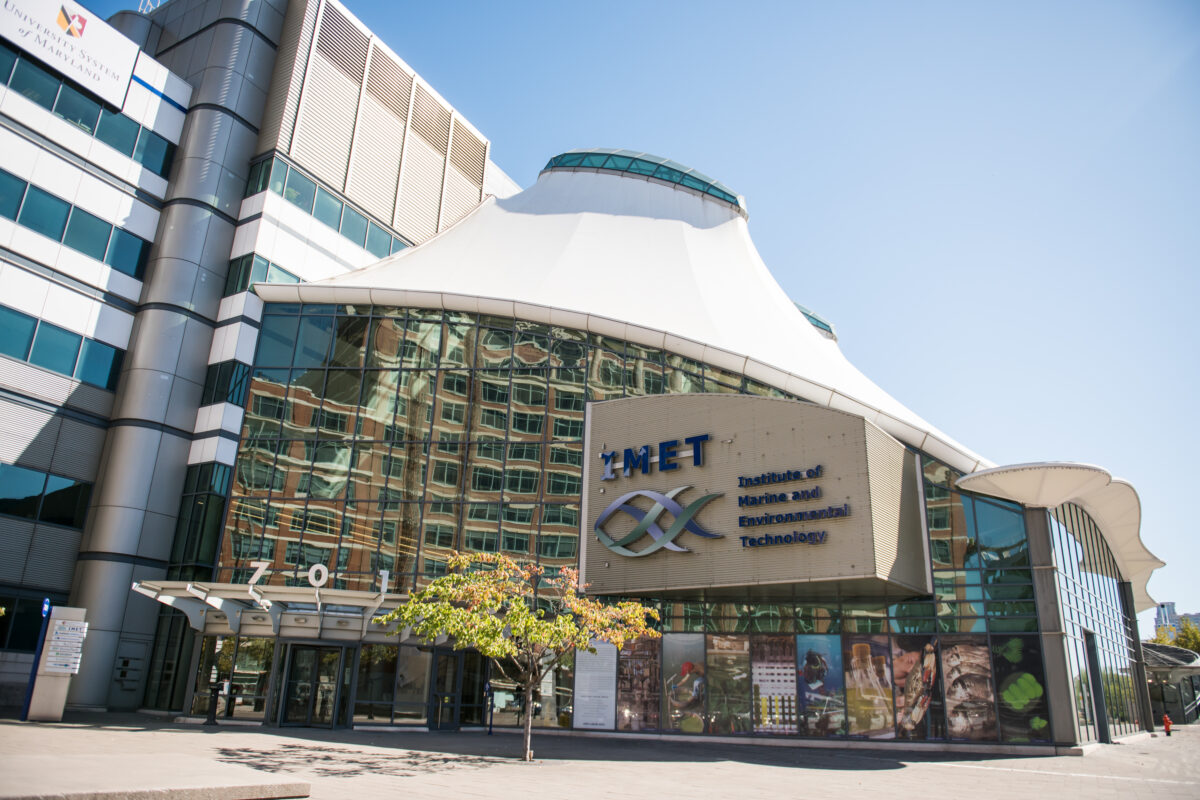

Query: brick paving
1,713,1197,800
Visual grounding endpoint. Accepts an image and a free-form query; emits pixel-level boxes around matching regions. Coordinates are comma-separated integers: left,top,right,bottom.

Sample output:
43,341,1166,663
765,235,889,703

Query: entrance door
429,649,463,730
281,645,347,727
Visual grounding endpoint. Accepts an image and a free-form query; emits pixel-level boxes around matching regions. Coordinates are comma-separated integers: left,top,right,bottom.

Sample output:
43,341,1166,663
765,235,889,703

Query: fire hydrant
1163,714,1172,736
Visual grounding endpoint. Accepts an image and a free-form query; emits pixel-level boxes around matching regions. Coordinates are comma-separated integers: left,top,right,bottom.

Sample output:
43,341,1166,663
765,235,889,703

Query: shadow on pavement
10,711,1049,774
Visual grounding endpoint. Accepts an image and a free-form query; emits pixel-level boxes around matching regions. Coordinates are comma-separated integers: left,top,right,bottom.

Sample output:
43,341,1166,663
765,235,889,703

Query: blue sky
94,0,1199,633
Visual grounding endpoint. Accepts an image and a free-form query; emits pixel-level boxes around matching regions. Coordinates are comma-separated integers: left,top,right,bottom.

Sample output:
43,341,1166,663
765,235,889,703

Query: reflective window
283,167,316,213
53,83,101,134
133,129,174,177
28,320,81,375
9,58,59,109
340,206,368,246
18,185,70,240
76,338,123,390
95,109,139,156
0,462,92,529
313,187,343,229
62,207,113,261
0,305,35,360
0,168,24,219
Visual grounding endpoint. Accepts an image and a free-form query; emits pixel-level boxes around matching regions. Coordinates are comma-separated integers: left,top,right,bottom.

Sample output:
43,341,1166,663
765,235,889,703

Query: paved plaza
0,714,1197,800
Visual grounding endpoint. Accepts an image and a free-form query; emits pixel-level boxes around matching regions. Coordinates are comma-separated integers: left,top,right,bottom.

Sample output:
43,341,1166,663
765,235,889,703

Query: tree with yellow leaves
380,551,659,761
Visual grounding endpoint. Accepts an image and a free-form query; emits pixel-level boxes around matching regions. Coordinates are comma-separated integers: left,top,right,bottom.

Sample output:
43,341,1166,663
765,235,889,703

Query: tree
1174,618,1200,655
379,551,659,761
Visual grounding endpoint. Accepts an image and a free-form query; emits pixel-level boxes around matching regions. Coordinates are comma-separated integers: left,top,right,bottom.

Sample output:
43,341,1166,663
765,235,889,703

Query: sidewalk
1,713,1197,800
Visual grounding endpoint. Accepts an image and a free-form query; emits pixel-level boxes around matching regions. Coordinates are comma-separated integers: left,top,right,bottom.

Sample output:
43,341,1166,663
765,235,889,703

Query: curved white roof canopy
258,165,989,474
255,158,1161,607
957,463,1162,610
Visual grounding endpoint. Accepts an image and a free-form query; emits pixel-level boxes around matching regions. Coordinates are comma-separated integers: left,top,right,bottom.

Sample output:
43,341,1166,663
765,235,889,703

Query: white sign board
0,0,139,108
573,641,617,729
43,619,87,674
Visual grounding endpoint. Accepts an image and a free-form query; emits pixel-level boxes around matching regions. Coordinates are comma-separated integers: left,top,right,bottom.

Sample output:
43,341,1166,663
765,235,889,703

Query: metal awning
132,581,412,642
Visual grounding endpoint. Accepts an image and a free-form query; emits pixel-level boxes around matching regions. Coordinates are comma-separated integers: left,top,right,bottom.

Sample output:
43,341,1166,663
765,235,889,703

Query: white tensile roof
256,158,1160,608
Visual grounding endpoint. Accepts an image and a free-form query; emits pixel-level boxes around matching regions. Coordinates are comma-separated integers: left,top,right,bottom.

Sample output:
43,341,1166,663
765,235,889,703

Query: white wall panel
441,164,481,230
393,135,442,243
345,96,403,222
290,54,359,190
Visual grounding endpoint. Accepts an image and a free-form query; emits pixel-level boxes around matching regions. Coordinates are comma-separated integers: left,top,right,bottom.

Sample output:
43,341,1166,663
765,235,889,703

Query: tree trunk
522,679,535,761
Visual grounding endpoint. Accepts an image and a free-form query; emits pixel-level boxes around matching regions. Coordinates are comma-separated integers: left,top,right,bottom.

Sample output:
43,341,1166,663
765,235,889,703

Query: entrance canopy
132,581,411,642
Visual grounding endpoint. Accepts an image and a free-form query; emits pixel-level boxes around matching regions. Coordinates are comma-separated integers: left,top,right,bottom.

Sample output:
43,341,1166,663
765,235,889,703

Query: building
0,0,1167,752
1153,602,1200,638
0,0,514,711
1143,642,1200,725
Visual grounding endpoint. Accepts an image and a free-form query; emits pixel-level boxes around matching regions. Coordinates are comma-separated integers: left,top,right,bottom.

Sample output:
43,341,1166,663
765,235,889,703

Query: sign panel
0,0,139,108
42,619,87,674
573,641,617,729
583,394,927,596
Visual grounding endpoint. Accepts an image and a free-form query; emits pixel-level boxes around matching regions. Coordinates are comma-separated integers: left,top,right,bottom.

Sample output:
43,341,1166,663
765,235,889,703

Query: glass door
281,645,348,728
429,649,463,730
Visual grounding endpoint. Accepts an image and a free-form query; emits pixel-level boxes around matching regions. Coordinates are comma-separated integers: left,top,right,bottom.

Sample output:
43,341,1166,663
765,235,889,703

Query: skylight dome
542,148,747,218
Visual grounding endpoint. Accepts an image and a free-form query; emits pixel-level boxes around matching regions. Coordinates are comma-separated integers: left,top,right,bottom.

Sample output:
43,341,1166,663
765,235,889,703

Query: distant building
1155,602,1200,637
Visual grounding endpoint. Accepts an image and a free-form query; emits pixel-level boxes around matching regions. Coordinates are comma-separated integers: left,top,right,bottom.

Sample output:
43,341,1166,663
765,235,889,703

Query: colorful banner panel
707,635,752,734
892,635,944,740
796,634,845,736
616,636,660,731
991,635,1050,742
845,635,895,738
942,635,997,740
663,633,707,733
752,635,797,734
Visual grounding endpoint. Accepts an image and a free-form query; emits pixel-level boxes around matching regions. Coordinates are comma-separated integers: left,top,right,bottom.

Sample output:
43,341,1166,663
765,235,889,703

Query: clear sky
95,0,1199,634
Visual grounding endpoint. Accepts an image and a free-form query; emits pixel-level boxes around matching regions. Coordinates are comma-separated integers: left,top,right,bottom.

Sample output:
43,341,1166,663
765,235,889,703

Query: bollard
203,684,221,726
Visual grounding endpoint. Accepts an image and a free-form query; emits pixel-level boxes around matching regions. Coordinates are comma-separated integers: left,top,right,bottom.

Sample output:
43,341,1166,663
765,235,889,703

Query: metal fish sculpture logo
594,486,722,557
57,6,87,38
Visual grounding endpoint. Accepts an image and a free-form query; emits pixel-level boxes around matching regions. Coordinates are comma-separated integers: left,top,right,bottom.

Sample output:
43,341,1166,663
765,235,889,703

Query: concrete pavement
1,713,1197,800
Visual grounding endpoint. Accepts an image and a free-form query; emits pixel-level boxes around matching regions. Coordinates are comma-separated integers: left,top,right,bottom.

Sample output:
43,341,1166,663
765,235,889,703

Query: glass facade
1049,503,1143,742
185,302,1146,744
216,304,796,594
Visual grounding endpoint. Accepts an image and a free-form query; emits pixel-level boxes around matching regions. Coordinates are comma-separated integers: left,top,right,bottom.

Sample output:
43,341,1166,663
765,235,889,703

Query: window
464,529,497,552
313,187,343,229
54,83,100,134
441,372,467,395
441,401,465,424
479,409,507,430
340,206,368,246
643,371,665,395
318,409,348,433
381,454,406,478
10,59,59,109
0,462,91,529
542,506,578,527
95,109,139,157
424,524,454,548
505,470,539,495
18,185,70,240
431,461,459,486
283,168,316,213
511,412,543,435
104,228,151,279
512,383,546,406
436,437,461,454
0,49,173,175
0,304,123,389
252,395,287,420
553,418,584,439
0,306,35,361
62,207,113,261
366,222,391,258
549,446,581,466
375,519,397,545
502,530,529,552
471,467,502,492
554,391,584,412
0,169,25,219
928,506,951,530
423,559,447,578
75,339,122,390
28,321,81,376
467,503,500,522
547,473,580,496
481,381,508,404
539,535,577,559
508,443,539,462
476,440,504,461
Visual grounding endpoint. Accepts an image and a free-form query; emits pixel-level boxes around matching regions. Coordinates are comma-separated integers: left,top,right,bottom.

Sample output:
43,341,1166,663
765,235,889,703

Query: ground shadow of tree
216,743,502,778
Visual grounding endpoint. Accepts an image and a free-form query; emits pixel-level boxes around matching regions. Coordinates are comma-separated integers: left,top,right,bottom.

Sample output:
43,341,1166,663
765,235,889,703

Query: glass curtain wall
217,305,796,594
1049,503,1142,742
